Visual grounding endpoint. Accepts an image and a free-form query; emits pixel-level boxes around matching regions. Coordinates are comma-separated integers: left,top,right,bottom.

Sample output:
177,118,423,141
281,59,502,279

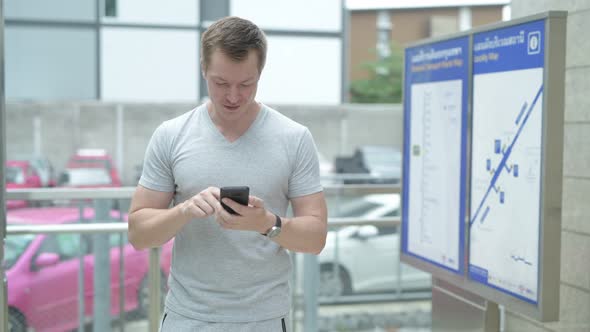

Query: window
105,0,116,17
201,0,229,22
4,234,36,269
38,233,88,261
101,27,198,101
61,168,112,186
6,166,24,184
6,26,97,100
378,226,398,236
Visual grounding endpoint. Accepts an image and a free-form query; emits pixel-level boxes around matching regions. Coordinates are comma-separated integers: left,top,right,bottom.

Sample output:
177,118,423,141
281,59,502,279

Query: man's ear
200,61,207,79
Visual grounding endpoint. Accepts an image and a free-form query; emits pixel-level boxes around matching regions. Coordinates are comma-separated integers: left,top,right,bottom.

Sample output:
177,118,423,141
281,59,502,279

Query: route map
402,36,468,274
469,20,546,303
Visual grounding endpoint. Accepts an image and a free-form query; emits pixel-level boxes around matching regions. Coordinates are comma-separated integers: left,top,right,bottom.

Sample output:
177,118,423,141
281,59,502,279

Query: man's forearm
128,204,191,250
273,215,327,254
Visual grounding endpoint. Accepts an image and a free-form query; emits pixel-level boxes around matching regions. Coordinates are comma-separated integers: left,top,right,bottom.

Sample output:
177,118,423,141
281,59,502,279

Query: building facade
5,0,345,104
347,0,509,82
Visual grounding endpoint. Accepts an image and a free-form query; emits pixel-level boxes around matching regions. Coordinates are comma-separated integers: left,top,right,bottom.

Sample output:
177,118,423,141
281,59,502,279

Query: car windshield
62,168,112,186
6,166,24,184
328,194,400,218
362,149,401,168
4,234,35,269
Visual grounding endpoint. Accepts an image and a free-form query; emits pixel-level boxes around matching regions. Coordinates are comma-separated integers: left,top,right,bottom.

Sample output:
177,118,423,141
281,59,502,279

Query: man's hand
217,195,274,233
180,187,222,219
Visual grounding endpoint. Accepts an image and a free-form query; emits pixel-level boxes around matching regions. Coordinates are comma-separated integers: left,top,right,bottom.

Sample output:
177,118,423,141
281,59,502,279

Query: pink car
6,160,43,209
5,207,173,332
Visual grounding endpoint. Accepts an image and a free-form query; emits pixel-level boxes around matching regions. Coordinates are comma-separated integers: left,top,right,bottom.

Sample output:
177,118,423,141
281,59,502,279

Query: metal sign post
0,0,8,331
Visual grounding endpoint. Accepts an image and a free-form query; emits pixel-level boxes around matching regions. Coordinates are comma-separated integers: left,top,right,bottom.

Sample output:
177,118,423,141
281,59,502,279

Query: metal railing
8,221,132,332
5,188,161,332
4,183,430,332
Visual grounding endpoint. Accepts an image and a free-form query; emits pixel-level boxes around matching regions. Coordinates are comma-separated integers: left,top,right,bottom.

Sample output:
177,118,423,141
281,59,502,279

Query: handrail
5,187,136,200
321,173,400,181
328,217,400,226
5,183,400,200
6,222,127,235
323,183,400,194
5,217,400,236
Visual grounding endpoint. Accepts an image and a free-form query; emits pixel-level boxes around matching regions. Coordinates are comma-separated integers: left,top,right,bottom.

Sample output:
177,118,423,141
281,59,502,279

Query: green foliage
350,43,404,103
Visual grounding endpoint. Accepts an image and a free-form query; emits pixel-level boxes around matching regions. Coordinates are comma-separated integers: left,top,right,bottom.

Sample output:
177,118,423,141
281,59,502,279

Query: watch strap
262,214,281,236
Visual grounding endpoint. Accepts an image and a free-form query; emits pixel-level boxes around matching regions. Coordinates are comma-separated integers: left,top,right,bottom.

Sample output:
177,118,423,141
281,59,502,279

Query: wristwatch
264,214,282,239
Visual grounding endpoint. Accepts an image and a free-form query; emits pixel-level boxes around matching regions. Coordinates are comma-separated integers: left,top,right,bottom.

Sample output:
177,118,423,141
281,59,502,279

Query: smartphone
220,186,250,215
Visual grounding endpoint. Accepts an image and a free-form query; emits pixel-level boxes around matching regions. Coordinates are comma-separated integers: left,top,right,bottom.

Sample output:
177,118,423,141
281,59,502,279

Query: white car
295,194,431,297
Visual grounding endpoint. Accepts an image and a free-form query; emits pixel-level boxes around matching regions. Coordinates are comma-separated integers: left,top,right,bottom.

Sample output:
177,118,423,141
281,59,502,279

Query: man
128,16,327,331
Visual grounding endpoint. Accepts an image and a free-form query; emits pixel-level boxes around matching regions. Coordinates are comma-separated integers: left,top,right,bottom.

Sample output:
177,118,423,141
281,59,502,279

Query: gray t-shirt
139,103,322,322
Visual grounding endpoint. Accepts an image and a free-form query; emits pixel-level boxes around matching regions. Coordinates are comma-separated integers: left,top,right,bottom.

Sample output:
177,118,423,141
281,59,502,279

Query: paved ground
117,300,432,332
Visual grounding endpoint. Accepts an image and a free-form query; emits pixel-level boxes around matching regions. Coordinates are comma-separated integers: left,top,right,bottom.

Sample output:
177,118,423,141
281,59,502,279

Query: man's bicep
129,185,174,214
291,191,327,221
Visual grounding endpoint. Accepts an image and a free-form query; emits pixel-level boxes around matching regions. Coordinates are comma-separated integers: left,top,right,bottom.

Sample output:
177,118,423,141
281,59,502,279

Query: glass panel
4,234,35,269
100,27,198,101
37,233,85,260
5,26,97,100
101,0,198,25
54,234,84,260
5,0,96,22
60,168,112,186
258,36,341,104
231,0,342,32
5,166,24,184
201,0,229,22
105,0,117,17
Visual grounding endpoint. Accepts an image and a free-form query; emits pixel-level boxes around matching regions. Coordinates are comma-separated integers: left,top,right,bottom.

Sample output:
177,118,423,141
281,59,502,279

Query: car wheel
8,309,26,332
319,264,352,297
136,272,167,318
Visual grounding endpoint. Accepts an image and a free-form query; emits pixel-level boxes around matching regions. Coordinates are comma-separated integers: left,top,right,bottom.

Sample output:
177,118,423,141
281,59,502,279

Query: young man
128,16,327,331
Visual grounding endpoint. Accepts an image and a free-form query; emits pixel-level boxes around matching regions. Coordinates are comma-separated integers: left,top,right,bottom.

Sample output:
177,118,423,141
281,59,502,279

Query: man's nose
227,86,239,103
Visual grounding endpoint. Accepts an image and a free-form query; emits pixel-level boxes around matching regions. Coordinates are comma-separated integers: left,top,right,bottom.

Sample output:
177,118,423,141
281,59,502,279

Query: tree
350,43,404,103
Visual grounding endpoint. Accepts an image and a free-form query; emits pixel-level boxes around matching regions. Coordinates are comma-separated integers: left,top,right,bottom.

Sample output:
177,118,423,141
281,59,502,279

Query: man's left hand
216,195,274,233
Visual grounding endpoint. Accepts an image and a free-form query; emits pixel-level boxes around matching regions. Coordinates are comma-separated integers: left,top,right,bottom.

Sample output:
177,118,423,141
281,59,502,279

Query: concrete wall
506,1,590,331
4,102,402,185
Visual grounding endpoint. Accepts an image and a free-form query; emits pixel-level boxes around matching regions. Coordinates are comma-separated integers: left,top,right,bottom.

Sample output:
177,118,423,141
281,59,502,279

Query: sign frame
400,33,470,280
400,11,566,322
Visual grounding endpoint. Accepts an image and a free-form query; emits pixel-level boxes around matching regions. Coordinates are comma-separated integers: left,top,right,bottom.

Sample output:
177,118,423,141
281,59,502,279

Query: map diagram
469,68,543,303
407,79,463,271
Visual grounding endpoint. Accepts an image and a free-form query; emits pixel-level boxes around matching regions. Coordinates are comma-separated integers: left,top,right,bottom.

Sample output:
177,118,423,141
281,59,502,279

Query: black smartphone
220,186,250,215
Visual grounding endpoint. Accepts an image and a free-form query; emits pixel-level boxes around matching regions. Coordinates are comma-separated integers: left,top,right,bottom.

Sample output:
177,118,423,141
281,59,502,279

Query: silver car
295,194,431,297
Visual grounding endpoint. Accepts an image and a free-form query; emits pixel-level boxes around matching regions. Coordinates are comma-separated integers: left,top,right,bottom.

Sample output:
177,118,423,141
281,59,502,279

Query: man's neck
207,101,261,142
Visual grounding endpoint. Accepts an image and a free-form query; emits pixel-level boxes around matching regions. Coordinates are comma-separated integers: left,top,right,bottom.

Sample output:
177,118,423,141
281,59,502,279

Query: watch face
267,226,281,238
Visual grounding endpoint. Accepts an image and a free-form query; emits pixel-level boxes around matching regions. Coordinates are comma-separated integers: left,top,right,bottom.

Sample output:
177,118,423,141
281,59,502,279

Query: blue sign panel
473,19,545,74
402,36,468,274
469,19,546,304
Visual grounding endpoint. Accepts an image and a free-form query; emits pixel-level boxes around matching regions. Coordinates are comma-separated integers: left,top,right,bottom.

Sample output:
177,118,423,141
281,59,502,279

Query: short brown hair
201,16,267,74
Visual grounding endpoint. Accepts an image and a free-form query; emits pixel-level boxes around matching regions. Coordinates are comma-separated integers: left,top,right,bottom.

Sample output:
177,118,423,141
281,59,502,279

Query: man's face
204,49,260,119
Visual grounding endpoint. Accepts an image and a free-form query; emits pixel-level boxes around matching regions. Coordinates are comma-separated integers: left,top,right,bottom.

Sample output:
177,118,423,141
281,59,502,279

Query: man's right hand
180,186,222,218
129,186,223,249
